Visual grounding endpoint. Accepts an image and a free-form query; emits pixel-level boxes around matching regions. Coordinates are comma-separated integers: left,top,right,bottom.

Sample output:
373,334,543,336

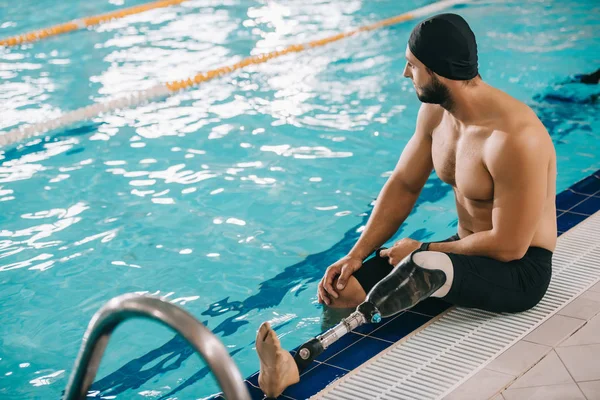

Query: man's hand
379,238,421,266
317,255,363,306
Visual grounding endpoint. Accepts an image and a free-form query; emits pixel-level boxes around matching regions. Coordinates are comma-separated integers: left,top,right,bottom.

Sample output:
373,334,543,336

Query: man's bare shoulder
484,120,552,174
492,89,546,133
479,88,550,162
415,103,444,137
482,87,548,140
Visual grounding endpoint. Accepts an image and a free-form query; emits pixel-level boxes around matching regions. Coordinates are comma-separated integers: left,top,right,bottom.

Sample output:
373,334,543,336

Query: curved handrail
63,293,250,400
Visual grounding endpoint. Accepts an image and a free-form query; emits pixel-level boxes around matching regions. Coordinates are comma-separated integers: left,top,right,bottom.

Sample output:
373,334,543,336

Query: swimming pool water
1,0,599,398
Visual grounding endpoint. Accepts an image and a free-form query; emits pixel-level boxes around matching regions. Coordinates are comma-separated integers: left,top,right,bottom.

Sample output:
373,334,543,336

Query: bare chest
431,124,494,201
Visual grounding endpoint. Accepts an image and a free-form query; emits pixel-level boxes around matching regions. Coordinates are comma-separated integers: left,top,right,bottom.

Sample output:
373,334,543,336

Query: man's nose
403,63,411,78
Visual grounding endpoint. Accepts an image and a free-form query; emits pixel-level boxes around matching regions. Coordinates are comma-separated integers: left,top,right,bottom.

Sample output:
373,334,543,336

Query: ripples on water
0,0,599,398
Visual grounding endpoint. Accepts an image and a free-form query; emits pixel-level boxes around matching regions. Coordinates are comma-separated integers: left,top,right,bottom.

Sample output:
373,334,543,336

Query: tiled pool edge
207,169,600,400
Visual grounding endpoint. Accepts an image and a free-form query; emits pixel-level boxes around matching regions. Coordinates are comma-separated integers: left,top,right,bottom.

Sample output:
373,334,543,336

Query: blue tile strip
556,190,589,211
216,170,600,400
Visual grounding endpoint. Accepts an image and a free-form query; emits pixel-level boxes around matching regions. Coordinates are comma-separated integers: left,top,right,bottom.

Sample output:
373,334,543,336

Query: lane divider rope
0,0,189,47
0,0,472,148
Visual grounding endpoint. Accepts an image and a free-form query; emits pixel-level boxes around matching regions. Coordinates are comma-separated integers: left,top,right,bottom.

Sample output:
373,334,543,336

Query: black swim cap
408,13,478,81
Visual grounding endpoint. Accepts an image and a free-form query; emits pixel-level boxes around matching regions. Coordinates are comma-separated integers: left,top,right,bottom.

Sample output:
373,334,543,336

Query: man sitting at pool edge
255,13,557,398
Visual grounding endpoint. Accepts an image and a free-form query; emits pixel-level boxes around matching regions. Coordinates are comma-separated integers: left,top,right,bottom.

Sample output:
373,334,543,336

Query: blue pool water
1,0,599,398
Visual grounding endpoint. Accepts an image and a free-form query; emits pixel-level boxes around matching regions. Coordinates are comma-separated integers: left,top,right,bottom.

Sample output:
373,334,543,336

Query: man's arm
348,104,442,260
429,128,549,262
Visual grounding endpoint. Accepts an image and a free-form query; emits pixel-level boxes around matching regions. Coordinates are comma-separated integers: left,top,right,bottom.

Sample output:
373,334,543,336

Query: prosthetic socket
294,249,446,371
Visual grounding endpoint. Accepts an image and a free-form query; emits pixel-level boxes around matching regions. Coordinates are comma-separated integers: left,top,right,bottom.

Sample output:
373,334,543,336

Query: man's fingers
337,266,352,290
318,283,330,305
379,248,389,258
317,280,325,302
323,274,339,299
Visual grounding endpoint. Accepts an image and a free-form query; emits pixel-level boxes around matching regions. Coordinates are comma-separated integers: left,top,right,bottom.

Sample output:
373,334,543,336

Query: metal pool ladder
62,293,251,400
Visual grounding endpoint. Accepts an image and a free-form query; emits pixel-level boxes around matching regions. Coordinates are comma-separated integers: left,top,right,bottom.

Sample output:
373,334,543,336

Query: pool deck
447,280,600,400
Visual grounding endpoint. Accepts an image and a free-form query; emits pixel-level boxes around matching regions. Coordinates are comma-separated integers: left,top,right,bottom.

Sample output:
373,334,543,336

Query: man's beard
416,76,453,109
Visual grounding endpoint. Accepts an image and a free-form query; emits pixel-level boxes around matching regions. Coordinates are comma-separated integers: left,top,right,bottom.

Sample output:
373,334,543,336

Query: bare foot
256,322,300,398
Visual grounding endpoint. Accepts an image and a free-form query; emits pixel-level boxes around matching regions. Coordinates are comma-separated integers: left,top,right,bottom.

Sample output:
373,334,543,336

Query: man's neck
443,80,492,125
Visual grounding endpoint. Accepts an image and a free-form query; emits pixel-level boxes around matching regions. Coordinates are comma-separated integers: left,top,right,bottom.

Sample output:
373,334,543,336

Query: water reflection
1,0,599,399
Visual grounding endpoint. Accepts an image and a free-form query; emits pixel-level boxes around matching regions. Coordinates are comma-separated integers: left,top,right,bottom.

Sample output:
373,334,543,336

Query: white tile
560,313,600,347
486,341,551,376
558,291,600,320
523,315,585,347
578,380,600,400
509,351,573,389
584,291,600,301
589,281,600,293
556,344,600,382
443,368,514,400
490,395,505,400
503,383,586,400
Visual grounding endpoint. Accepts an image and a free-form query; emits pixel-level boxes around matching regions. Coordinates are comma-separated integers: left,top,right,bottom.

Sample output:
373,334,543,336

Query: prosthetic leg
294,248,446,371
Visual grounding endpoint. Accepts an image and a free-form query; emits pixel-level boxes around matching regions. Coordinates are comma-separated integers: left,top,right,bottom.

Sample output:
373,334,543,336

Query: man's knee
326,275,366,309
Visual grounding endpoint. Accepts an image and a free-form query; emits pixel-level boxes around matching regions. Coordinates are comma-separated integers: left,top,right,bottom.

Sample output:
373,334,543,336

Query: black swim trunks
353,234,553,313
